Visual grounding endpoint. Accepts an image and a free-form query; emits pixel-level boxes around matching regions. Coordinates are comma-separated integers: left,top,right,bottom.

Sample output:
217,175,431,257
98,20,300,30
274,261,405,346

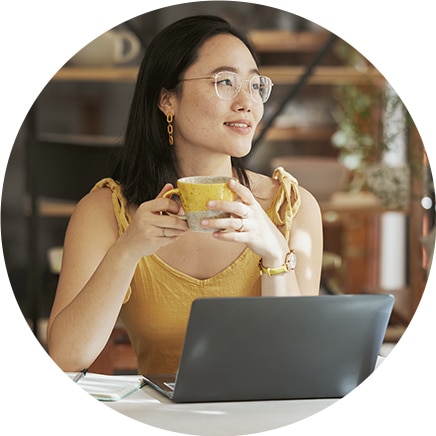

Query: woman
47,15,323,374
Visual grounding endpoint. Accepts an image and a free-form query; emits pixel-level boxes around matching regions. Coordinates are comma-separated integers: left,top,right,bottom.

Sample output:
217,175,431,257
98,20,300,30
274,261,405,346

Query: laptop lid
144,294,394,403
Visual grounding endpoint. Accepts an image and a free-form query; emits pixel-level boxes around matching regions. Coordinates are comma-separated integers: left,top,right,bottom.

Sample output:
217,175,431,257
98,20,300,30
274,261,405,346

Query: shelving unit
49,30,384,151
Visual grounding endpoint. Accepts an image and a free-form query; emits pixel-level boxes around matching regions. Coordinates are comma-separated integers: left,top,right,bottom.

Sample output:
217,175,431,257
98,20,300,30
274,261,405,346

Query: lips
224,121,251,128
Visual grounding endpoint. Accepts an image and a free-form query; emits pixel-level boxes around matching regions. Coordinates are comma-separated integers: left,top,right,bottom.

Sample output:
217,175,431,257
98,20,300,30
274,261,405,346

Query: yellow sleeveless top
92,167,300,374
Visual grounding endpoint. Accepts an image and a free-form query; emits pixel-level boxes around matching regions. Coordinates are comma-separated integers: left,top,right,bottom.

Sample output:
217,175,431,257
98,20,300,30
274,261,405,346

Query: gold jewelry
236,218,245,232
167,113,174,145
259,250,296,277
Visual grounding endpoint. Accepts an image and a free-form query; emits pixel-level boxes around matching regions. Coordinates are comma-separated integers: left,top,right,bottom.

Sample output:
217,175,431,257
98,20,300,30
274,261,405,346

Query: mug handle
114,31,141,64
162,188,187,220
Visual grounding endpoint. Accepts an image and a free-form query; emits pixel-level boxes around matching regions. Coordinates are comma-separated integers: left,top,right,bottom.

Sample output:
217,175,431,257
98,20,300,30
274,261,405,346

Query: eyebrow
209,66,261,76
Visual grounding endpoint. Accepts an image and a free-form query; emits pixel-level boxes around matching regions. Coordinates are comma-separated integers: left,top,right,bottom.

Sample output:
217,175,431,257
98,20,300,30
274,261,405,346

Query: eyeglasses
181,71,274,103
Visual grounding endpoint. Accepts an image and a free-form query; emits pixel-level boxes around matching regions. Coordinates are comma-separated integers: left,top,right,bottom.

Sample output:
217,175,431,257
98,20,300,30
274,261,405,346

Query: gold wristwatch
259,250,297,277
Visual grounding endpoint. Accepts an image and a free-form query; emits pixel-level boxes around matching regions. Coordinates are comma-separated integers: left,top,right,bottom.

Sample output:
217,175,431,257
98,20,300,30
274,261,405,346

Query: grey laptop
143,294,394,403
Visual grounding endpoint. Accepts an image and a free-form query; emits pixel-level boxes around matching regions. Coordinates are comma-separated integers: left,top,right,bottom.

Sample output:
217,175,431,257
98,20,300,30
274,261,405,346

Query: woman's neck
177,153,234,178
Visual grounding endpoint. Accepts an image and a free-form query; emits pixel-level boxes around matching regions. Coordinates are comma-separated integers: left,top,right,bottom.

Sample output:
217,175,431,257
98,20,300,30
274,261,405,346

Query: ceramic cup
163,176,235,232
69,30,141,67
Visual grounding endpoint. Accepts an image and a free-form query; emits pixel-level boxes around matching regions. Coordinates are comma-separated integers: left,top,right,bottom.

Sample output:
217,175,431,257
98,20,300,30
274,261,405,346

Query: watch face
289,251,297,270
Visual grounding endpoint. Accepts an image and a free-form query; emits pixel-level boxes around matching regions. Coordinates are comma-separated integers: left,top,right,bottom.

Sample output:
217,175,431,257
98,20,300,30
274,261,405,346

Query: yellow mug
163,176,235,232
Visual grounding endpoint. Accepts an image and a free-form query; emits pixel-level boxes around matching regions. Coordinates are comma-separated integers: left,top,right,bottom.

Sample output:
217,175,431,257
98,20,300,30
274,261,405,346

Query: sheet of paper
66,372,145,401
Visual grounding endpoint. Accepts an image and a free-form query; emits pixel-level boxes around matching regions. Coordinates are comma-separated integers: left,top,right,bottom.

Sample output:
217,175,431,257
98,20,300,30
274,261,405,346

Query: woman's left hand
202,178,289,264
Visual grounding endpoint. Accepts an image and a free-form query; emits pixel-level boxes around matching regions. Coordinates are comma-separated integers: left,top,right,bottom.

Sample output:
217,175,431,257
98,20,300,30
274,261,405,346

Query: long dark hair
112,15,258,205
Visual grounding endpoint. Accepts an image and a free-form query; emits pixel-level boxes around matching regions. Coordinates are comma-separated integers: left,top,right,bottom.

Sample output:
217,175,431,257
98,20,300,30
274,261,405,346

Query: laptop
143,294,394,403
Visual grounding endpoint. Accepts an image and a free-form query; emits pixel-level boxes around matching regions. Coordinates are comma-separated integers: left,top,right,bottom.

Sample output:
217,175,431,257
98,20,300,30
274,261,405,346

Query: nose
233,80,253,111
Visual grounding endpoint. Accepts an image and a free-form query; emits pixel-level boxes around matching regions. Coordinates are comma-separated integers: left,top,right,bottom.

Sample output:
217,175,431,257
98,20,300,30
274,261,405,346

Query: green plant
331,41,410,208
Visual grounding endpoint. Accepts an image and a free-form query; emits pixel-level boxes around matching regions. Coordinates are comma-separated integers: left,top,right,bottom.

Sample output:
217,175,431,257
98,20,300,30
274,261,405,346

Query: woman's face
163,33,265,163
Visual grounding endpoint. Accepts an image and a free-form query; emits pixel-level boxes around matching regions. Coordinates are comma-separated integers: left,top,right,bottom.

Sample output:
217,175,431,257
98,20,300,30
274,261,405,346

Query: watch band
259,250,297,277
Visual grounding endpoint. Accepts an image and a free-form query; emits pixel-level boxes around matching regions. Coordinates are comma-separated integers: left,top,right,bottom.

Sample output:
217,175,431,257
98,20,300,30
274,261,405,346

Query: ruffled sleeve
268,167,301,242
91,178,132,303
92,178,131,235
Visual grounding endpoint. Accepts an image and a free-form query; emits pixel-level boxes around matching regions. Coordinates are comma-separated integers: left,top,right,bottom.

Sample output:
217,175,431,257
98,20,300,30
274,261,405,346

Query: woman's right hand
118,183,188,260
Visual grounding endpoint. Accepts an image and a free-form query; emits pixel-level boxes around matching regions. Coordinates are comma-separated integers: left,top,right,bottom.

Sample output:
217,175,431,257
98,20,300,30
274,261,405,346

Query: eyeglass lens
214,71,272,103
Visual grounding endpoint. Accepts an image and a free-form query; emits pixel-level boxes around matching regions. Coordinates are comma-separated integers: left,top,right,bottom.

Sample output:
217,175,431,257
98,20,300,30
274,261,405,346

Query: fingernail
201,220,209,227
208,201,216,208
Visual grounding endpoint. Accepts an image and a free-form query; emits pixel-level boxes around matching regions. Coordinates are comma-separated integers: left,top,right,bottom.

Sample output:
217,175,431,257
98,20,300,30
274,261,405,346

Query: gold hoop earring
167,113,174,145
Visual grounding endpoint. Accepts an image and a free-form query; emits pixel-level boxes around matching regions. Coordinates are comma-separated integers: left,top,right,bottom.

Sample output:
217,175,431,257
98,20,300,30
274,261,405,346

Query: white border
1,1,434,435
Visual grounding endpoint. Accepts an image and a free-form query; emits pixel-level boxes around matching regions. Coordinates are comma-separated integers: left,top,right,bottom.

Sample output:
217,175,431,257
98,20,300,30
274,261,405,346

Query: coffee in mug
163,176,235,232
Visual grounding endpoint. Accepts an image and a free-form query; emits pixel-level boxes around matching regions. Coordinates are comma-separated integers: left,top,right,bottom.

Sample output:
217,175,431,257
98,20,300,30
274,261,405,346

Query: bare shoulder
297,185,322,217
74,186,114,215
67,187,119,238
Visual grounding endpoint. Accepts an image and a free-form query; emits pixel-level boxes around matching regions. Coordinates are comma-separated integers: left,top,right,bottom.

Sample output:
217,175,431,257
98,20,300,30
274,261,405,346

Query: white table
105,384,337,435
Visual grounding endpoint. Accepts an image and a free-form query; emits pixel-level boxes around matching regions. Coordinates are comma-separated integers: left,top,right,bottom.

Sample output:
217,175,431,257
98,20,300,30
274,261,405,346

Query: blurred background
1,2,432,371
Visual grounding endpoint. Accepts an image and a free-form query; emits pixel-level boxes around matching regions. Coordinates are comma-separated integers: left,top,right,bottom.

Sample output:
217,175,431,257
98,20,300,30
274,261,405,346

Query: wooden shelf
53,65,383,86
248,30,331,52
53,64,384,87
53,66,138,82
261,66,384,85
37,198,77,217
24,195,77,218
260,126,335,142
37,132,121,146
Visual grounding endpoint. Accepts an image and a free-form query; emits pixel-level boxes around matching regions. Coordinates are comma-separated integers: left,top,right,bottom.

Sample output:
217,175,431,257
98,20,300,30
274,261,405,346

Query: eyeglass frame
180,70,274,103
